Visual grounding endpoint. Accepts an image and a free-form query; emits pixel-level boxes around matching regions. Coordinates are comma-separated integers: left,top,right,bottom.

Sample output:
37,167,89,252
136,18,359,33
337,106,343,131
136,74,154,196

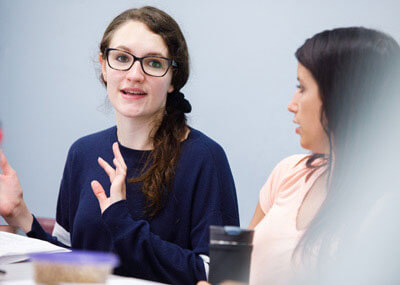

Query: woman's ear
321,109,329,130
99,53,107,83
168,84,174,93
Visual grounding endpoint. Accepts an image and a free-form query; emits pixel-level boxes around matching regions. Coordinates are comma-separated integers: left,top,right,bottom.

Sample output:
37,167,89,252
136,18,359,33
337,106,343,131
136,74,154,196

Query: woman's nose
288,92,299,113
126,60,145,82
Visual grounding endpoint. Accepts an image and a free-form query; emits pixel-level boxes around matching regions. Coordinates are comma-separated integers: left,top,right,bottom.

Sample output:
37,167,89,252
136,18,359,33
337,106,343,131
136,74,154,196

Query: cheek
311,108,327,141
151,77,173,98
106,85,115,101
309,100,323,125
105,72,123,92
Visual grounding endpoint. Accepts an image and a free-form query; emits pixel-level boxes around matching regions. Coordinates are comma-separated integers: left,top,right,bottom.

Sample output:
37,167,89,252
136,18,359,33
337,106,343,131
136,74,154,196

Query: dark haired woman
248,27,400,284
0,6,239,284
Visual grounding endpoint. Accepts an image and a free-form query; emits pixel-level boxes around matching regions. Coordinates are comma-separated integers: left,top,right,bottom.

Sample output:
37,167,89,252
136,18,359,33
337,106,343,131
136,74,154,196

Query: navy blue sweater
28,126,239,284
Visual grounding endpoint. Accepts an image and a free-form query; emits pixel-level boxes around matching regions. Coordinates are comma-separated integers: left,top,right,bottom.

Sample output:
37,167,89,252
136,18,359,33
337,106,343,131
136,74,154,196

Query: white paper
0,279,164,285
0,231,69,264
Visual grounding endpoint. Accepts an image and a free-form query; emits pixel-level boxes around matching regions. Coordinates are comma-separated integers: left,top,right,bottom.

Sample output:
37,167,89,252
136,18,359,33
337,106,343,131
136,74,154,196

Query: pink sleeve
259,155,306,214
259,165,280,214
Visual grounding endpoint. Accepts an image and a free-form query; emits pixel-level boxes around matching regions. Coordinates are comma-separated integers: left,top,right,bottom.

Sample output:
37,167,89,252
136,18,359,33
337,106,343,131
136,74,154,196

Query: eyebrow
114,45,166,57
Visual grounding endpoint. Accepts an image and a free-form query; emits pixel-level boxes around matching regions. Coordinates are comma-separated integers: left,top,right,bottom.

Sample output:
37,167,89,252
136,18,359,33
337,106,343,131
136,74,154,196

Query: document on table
0,279,165,285
0,231,69,264
0,278,165,285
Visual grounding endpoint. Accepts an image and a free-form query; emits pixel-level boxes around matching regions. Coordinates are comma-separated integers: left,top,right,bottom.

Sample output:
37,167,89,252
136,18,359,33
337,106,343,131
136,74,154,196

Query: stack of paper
0,231,69,264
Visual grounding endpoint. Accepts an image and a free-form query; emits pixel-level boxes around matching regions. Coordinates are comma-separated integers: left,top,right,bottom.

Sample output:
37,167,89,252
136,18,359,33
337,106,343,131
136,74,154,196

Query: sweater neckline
108,126,150,164
110,126,195,151
109,126,195,163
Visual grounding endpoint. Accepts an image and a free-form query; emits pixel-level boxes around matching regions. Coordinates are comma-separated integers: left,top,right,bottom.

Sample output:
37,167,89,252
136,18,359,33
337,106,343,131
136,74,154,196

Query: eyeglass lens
107,49,170,76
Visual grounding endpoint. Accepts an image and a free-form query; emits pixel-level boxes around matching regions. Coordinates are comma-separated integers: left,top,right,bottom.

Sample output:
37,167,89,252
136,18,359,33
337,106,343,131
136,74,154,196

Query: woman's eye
296,84,304,93
147,59,163,69
116,55,130,63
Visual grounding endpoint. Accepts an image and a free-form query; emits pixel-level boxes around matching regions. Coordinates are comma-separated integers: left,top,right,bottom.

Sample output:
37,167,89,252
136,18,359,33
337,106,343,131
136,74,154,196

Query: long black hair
294,27,400,270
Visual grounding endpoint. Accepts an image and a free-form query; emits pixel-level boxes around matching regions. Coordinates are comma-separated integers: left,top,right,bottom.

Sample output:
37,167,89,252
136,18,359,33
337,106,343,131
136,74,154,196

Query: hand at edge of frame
0,150,33,233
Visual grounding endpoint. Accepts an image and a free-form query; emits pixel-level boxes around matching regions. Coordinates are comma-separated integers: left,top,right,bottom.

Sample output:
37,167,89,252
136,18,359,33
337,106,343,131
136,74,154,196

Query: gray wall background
0,0,399,226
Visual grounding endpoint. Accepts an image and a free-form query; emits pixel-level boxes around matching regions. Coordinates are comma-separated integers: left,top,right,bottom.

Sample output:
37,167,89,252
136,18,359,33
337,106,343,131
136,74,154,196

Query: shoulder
268,154,313,186
262,153,309,187
258,154,309,214
69,126,115,153
182,128,228,162
272,154,309,175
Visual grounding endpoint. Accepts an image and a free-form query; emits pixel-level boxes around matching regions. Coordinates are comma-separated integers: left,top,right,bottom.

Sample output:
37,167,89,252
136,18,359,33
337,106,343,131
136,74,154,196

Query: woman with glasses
0,6,239,284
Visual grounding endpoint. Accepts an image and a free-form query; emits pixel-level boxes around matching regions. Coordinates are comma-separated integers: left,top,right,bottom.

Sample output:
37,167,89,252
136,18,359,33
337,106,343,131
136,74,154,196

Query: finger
90,180,108,212
112,142,127,170
109,171,127,201
111,172,126,190
113,158,126,176
98,157,115,182
0,150,15,175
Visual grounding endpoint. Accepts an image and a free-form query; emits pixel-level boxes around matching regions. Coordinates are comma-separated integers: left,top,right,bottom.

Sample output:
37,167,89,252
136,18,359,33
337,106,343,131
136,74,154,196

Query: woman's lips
120,89,147,100
293,120,300,134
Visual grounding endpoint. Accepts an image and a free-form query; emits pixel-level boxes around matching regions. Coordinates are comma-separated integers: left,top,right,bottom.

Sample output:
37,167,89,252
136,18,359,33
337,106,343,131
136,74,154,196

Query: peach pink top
250,154,326,285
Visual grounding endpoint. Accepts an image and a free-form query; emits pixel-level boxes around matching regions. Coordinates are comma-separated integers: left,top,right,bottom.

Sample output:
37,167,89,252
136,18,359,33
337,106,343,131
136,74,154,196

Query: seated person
0,6,239,285
199,27,400,284
249,26,400,284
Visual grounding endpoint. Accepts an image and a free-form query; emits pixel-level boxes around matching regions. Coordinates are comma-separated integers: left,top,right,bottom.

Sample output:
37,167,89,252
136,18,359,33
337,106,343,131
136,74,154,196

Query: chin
299,140,309,151
300,138,325,154
120,110,143,118
121,108,164,121
300,142,316,153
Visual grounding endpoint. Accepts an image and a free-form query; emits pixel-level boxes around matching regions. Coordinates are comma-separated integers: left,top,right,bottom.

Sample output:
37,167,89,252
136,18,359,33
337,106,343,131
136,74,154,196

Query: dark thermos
208,226,254,284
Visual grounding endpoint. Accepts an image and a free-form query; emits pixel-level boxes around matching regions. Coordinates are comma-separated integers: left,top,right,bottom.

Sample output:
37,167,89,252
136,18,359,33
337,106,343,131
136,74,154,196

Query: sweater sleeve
26,215,70,248
101,142,239,285
102,201,206,284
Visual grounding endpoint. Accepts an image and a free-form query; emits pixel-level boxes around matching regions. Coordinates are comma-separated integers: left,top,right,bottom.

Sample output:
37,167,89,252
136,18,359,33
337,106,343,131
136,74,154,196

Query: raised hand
0,150,33,232
91,142,127,214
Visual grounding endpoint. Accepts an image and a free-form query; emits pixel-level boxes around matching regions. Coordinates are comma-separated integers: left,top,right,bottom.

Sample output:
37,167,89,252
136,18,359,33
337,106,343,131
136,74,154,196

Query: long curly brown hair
99,6,190,218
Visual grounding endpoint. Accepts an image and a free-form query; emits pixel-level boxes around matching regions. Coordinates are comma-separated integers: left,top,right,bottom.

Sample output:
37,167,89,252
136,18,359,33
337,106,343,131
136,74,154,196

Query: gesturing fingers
98,157,115,182
92,144,129,212
113,158,126,177
112,142,127,170
90,180,109,213
97,144,127,184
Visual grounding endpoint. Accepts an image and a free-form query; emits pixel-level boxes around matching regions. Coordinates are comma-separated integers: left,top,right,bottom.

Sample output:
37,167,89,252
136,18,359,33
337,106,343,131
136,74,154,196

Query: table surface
0,262,166,284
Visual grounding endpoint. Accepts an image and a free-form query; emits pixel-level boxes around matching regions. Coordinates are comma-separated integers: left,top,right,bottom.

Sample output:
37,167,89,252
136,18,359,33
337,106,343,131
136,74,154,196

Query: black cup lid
210,225,254,244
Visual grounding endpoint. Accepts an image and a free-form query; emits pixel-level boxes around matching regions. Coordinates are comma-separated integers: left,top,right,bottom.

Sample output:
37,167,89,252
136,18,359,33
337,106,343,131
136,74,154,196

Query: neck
115,112,162,150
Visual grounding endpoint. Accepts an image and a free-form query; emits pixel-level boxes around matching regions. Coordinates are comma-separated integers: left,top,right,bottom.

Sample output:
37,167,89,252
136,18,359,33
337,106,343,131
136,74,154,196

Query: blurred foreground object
30,251,119,284
209,226,254,284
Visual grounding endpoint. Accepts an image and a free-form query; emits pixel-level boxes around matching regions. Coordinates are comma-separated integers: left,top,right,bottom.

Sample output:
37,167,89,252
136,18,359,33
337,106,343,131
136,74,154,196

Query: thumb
91,180,108,212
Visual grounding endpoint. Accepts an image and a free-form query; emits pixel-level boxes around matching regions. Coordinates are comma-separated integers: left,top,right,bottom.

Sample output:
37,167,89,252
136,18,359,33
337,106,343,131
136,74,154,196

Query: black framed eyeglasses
105,48,177,77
